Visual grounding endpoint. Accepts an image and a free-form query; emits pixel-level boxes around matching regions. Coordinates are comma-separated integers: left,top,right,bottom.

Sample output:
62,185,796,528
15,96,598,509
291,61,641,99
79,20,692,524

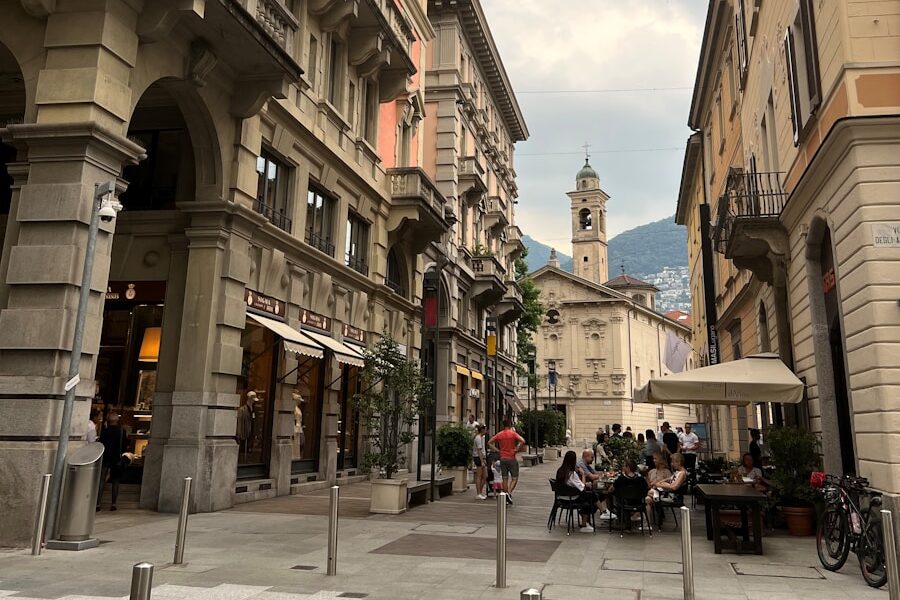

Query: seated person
613,459,649,524
645,452,688,528
646,451,672,488
576,449,602,488
556,450,605,533
737,452,768,490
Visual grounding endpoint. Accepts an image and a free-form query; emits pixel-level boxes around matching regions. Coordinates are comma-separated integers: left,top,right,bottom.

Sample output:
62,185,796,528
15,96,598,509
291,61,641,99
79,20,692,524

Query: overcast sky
481,0,707,249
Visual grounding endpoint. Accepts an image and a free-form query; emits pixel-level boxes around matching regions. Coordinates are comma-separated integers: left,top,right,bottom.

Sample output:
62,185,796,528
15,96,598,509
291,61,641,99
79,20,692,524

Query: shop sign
300,308,332,332
106,281,166,302
822,267,836,295
342,323,366,344
245,288,285,318
872,222,900,248
657,407,665,420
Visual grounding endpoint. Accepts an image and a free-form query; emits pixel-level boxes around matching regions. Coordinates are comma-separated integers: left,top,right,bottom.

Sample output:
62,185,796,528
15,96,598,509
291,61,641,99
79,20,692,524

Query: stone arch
386,245,409,298
0,9,44,124
124,77,224,203
579,207,592,230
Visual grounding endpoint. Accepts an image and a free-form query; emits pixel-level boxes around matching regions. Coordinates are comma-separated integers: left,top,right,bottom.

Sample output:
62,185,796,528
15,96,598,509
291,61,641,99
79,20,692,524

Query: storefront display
236,320,276,477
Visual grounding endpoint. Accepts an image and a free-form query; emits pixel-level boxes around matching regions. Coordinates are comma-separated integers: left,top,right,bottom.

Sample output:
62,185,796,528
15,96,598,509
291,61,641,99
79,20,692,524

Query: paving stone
542,584,639,600
731,563,824,579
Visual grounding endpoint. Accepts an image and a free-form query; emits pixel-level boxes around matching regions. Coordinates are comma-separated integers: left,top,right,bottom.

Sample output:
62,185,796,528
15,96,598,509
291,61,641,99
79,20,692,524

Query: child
491,460,503,495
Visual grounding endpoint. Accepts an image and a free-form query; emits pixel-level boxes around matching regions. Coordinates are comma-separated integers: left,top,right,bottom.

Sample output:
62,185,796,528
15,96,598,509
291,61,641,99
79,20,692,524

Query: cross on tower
582,142,591,161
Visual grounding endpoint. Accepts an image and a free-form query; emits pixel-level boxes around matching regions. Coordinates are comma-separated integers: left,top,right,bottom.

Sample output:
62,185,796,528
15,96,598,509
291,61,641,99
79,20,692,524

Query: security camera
98,198,123,223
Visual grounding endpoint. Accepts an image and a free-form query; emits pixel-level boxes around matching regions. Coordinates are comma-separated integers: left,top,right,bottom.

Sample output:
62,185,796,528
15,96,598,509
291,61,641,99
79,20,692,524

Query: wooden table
695,484,766,555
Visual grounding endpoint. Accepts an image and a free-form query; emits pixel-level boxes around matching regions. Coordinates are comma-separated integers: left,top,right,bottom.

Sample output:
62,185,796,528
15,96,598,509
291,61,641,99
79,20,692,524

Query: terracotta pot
370,478,407,514
781,505,815,536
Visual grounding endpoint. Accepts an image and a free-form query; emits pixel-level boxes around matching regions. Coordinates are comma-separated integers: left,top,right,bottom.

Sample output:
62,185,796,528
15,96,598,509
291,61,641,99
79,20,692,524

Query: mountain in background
523,216,690,313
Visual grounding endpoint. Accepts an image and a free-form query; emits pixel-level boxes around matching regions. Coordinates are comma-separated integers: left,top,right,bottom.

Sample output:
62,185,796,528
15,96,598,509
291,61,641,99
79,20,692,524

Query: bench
407,481,430,507
522,454,540,467
435,476,454,498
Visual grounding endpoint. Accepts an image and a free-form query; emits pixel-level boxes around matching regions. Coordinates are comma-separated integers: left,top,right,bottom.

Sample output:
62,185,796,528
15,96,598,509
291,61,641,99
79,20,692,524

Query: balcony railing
241,0,298,55
713,170,787,255
346,254,369,276
253,198,292,232
305,230,336,257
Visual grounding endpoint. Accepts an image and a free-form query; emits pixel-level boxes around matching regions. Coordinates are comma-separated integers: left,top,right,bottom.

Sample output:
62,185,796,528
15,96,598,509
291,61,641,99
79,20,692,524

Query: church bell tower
568,153,609,284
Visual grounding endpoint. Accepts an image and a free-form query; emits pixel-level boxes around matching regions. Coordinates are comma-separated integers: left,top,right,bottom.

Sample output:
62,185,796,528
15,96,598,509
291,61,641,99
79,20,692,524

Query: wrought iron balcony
253,198,292,232
305,230,336,257
387,167,450,253
470,255,507,307
712,169,790,283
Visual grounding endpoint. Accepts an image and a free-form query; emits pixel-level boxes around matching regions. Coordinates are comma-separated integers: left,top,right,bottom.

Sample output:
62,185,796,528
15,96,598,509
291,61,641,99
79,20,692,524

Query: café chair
656,482,689,531
611,485,652,538
548,479,583,535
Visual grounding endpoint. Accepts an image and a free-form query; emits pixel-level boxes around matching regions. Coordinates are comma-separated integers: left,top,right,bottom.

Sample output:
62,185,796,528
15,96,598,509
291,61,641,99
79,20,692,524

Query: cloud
481,0,707,247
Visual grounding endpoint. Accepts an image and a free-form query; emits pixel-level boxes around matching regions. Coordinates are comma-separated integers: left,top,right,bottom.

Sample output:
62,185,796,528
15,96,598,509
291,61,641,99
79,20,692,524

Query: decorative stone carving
187,41,218,88
20,0,55,18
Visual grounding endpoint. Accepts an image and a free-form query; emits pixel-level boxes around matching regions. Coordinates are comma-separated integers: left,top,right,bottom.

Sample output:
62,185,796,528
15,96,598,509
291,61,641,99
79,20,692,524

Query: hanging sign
106,281,166,302
300,308,332,332
245,288,285,318
342,323,366,345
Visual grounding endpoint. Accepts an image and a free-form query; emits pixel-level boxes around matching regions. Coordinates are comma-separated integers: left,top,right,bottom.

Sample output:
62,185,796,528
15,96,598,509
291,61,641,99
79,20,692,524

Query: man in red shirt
488,419,525,504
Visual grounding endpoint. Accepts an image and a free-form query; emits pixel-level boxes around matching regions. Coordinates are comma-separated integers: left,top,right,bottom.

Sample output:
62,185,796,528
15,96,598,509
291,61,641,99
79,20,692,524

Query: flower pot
370,478,408,514
448,466,469,493
781,505,815,536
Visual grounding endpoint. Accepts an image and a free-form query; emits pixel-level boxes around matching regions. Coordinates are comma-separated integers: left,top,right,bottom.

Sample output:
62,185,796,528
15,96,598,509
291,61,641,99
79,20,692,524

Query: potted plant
355,335,431,514
606,436,641,470
437,422,472,493
766,426,821,535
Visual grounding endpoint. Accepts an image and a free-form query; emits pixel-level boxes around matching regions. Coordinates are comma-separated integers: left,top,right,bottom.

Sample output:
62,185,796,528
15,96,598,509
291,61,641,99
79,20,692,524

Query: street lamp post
486,317,497,428
527,346,536,451
45,181,120,539
548,360,558,413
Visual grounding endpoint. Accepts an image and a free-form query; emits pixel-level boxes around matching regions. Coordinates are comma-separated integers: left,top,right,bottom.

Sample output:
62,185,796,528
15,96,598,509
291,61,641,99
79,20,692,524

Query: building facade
680,0,900,533
420,0,528,434
0,0,526,548
531,162,693,445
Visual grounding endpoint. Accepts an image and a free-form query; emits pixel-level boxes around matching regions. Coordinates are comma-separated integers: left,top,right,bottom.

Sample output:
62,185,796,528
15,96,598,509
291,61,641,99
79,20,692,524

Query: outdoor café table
695,483,766,555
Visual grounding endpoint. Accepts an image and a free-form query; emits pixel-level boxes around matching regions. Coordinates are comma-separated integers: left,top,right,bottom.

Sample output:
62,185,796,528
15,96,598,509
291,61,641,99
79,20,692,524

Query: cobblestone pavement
0,455,889,599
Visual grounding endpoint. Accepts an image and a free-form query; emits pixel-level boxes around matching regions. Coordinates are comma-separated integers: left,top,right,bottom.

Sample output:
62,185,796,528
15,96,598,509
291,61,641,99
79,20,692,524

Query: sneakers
598,510,612,520
505,495,513,506
580,526,595,533
476,493,487,500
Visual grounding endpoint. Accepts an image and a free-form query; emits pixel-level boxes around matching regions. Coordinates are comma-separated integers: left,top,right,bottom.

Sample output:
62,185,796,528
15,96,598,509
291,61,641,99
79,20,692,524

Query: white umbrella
634,353,804,406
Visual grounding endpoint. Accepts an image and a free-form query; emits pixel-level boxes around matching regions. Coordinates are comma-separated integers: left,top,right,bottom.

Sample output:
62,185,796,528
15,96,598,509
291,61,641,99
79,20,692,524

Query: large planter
448,466,469,493
370,478,408,514
781,505,815,536
544,447,559,460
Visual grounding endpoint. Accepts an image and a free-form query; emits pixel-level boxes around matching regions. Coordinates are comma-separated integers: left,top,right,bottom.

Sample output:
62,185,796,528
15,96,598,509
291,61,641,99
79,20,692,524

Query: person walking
473,424,487,500
488,419,525,505
82,408,98,443
97,413,127,511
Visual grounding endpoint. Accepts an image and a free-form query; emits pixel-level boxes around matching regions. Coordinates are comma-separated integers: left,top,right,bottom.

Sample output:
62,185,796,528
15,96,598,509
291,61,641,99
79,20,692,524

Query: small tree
436,422,473,469
766,426,821,506
355,335,431,479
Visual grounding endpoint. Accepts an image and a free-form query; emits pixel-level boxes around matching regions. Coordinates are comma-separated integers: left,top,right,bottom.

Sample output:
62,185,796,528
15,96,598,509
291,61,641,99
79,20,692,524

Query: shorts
473,456,483,468
499,458,519,479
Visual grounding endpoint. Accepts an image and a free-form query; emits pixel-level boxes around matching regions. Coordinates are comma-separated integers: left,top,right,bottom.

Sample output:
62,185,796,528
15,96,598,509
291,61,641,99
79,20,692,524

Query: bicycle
813,473,887,588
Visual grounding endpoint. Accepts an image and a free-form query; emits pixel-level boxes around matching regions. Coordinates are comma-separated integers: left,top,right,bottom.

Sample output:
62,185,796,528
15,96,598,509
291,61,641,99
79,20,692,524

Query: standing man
660,422,680,457
611,423,623,438
680,423,701,469
488,419,525,505
465,413,479,433
82,408,99,443
749,428,763,469
97,413,126,511
473,424,487,500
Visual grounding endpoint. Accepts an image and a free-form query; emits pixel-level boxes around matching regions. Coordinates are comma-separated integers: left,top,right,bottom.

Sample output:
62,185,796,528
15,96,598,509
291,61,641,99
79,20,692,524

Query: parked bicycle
813,472,887,588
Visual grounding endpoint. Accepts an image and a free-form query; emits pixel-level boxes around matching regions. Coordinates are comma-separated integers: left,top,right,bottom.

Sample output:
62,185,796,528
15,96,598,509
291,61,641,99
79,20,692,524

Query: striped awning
302,329,366,368
246,313,323,360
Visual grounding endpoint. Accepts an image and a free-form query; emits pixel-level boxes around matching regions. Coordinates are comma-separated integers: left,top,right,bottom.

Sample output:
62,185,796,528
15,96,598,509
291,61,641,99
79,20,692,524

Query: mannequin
293,392,305,459
237,391,257,456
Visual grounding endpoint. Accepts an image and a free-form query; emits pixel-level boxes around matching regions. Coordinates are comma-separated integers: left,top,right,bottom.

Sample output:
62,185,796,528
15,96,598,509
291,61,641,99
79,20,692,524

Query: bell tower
568,151,609,284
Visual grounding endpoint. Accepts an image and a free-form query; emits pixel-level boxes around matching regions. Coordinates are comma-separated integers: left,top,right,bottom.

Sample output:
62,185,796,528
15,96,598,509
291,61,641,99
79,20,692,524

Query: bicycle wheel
858,520,887,588
816,506,849,570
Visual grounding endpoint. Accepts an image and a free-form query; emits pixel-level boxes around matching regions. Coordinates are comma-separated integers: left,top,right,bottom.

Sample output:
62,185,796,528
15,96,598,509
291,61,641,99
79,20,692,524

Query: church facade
530,160,692,444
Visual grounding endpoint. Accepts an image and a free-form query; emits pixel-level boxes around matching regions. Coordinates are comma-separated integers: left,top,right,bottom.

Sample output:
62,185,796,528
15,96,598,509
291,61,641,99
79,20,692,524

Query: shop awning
634,353,804,406
470,370,484,381
502,388,525,413
246,313,324,360
456,365,471,377
302,329,366,368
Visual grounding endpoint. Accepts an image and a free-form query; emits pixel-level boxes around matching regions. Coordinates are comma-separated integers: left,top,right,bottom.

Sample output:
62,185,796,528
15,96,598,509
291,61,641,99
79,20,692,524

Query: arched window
386,247,407,297
633,293,646,306
579,208,592,230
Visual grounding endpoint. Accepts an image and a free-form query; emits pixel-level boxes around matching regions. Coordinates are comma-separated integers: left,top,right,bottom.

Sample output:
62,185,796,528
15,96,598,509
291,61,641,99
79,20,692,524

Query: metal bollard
680,506,694,600
31,474,52,556
327,485,339,576
173,477,192,564
520,588,542,599
882,510,898,600
130,562,153,600
496,492,508,589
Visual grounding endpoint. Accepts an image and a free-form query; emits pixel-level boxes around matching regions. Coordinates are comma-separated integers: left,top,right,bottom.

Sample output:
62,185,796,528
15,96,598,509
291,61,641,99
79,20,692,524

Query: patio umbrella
634,353,804,406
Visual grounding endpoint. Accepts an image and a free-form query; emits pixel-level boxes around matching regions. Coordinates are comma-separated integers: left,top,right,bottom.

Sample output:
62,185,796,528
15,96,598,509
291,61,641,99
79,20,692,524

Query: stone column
0,123,142,546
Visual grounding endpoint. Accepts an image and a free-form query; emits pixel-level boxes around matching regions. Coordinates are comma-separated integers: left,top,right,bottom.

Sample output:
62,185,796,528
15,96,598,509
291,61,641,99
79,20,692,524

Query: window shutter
799,0,822,113
736,0,749,85
784,27,801,145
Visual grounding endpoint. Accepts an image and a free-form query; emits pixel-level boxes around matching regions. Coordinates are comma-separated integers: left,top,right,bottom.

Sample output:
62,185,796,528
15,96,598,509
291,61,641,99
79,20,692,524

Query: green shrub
437,422,473,468
606,436,641,469
766,426,821,506
519,409,565,447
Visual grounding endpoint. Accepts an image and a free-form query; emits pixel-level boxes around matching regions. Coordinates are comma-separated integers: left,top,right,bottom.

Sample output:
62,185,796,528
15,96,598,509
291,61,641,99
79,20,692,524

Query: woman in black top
97,413,127,511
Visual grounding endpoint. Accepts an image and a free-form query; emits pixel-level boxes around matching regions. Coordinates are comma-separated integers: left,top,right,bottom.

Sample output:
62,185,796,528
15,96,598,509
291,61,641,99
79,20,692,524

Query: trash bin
56,442,104,542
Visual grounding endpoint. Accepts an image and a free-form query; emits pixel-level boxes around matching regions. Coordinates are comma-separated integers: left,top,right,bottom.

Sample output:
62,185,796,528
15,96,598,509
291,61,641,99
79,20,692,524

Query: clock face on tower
546,309,561,325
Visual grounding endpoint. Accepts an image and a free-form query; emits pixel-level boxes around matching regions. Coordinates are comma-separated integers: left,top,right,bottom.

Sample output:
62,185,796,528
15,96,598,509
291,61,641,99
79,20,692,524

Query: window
634,366,641,387
327,38,345,108
306,184,336,256
736,0,749,85
398,119,412,167
729,321,743,360
255,150,291,232
345,213,370,275
716,90,725,154
726,51,738,117
785,0,821,144
347,82,356,128
308,35,318,87
362,80,378,144
633,293,647,306
386,247,407,296
758,302,771,353
460,198,469,248
579,208,592,230
583,256,589,262
760,93,779,171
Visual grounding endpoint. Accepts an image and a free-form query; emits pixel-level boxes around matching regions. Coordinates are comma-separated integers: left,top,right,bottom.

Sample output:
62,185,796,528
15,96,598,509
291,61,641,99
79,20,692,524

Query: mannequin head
292,392,304,407
246,391,258,407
